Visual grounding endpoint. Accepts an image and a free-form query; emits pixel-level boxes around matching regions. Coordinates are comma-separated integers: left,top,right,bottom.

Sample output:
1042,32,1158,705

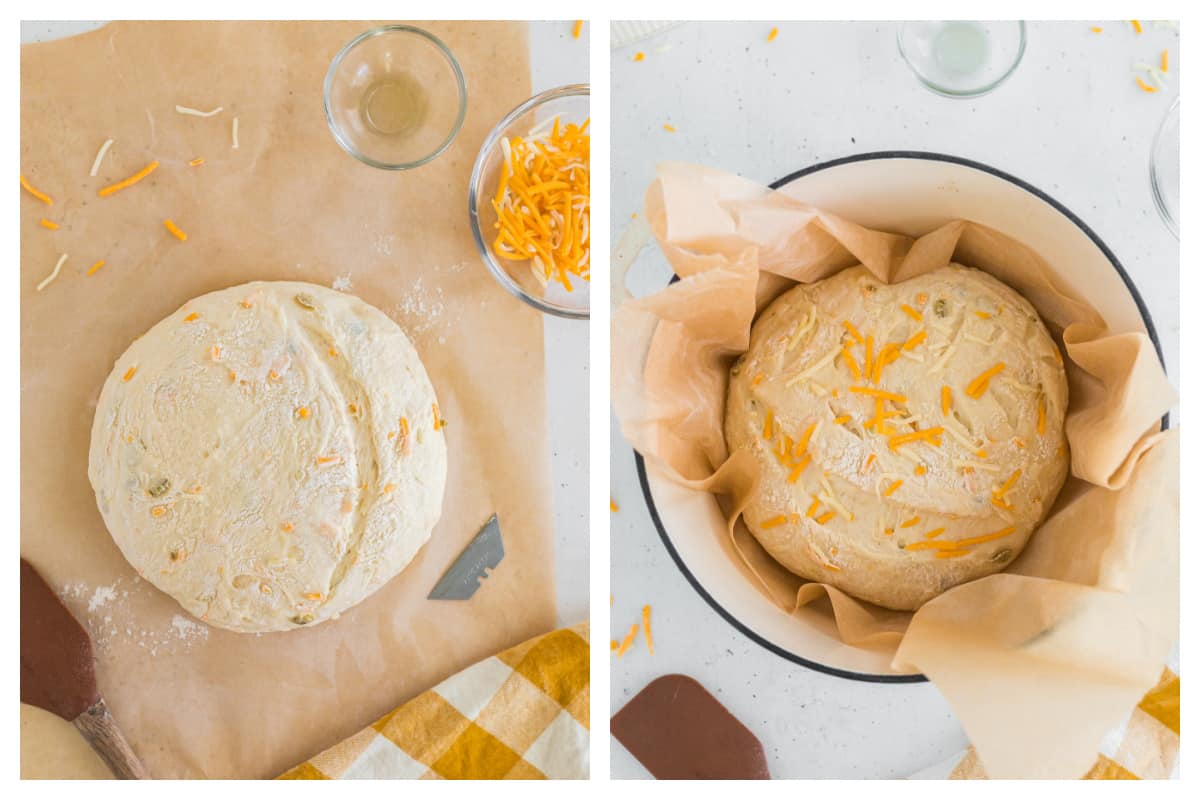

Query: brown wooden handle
72,698,150,779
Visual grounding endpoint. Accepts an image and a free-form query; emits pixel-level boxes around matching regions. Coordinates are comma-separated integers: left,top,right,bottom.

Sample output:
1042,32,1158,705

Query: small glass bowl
324,25,467,170
1150,97,1179,239
897,21,1026,98
468,84,590,320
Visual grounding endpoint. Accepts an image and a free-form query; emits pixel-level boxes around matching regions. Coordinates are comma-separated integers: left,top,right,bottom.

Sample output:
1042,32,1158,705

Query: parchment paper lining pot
612,155,1178,779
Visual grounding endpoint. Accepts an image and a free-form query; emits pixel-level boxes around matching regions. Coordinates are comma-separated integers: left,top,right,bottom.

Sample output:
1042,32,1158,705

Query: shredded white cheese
942,417,981,451
928,341,958,374
176,105,224,117
819,492,853,521
36,253,69,292
953,459,1001,473
232,116,240,149
89,138,114,177
786,346,840,385
786,309,817,351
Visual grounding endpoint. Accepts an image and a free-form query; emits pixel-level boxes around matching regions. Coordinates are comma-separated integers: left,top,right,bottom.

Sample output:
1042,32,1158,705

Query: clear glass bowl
897,21,1026,97
323,25,467,170
468,84,591,320
1150,97,1179,238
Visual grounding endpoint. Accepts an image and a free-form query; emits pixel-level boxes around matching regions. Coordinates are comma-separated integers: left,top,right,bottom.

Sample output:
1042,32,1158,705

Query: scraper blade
428,514,505,600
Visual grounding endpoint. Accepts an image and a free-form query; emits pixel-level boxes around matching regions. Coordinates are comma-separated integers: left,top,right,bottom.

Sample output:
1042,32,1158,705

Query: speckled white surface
610,20,1179,779
20,20,590,628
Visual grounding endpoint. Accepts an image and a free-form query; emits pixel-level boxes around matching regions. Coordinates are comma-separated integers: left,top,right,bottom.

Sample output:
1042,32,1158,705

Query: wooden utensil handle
72,698,150,779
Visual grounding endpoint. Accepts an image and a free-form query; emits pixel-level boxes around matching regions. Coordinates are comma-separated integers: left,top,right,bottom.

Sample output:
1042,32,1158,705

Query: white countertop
609,20,1179,779
20,20,590,628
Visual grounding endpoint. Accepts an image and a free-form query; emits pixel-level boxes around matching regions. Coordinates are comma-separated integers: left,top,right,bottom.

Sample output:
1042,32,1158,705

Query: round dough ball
88,282,447,633
725,265,1069,611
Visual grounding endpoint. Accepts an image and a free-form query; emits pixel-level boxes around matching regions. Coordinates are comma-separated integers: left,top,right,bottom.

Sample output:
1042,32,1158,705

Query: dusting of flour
61,576,209,657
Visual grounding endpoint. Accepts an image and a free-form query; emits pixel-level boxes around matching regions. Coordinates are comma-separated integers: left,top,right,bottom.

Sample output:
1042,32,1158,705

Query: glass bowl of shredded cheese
468,84,590,319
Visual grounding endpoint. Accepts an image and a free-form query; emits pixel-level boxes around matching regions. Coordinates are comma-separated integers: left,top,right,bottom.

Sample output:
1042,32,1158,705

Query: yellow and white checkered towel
279,624,589,780
911,659,1180,780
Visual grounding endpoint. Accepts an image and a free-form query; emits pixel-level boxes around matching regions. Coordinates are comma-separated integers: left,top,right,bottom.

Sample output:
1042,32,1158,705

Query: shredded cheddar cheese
965,363,1005,398
297,407,310,419
905,526,1015,552
883,480,903,497
767,27,779,42
663,123,677,133
902,330,927,350
1090,26,1103,33
87,259,105,276
914,464,927,476
281,522,294,532
99,160,159,197
1131,20,1142,34
806,498,821,518
833,414,851,425
39,218,59,230
850,386,906,403
122,366,137,382
872,343,901,384
787,454,812,483
184,312,201,322
900,304,923,322
616,623,639,656
432,403,446,430
863,454,876,473
633,52,645,62
643,605,654,655
610,499,619,512
383,483,397,493
935,550,969,559
164,218,187,241
573,20,583,39
900,516,920,528
888,427,943,450
491,115,590,291
316,454,341,465
1037,397,1046,435
841,348,862,380
975,310,992,319
150,504,170,517
924,527,945,539
1162,49,1169,72
210,345,221,361
20,174,53,205
941,385,952,416
760,515,788,529
1136,76,1158,93
189,158,205,167
815,511,836,525
842,320,865,344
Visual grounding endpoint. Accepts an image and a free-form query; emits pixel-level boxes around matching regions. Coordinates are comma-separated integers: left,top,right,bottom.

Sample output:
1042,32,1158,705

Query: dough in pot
88,281,447,633
725,265,1069,610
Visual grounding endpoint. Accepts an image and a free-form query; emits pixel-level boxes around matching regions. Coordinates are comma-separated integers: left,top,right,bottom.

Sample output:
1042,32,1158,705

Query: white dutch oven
636,152,1166,682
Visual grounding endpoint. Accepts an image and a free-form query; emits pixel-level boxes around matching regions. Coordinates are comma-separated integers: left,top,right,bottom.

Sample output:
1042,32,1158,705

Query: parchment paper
21,21,556,779
613,162,1179,779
